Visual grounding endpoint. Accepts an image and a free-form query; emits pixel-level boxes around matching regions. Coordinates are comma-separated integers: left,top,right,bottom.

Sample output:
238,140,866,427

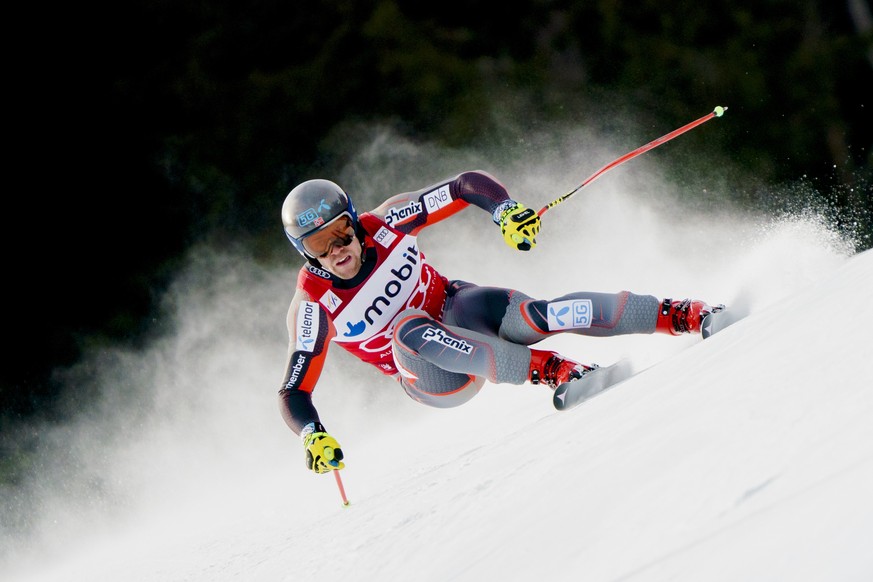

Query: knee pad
393,308,485,408
398,375,485,408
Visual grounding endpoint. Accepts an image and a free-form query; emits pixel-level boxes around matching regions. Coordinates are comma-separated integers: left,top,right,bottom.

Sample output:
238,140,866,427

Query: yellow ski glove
302,422,345,473
496,201,541,251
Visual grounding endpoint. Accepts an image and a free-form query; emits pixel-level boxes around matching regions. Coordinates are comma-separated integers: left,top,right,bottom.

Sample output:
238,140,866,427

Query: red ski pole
333,470,350,507
538,106,727,217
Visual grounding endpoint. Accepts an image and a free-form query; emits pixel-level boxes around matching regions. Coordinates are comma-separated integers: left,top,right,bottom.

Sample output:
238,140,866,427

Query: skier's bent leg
392,309,533,406
394,309,530,384
396,369,485,409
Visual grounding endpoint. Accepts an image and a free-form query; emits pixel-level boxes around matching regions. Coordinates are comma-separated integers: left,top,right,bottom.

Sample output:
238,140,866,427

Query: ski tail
553,359,634,411
701,304,747,339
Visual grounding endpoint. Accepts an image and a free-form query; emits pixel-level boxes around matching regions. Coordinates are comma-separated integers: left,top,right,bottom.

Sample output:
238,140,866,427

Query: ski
553,359,635,411
701,304,732,339
554,305,737,411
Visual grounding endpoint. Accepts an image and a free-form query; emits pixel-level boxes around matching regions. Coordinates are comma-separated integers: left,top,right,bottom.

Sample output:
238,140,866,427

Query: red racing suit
278,171,514,434
296,214,448,376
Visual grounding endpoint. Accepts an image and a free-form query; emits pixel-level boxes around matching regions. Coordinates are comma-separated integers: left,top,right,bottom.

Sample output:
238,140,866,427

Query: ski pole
538,106,727,217
333,469,351,507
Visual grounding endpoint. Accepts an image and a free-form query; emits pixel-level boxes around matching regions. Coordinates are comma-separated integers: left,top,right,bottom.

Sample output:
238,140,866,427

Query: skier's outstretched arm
370,170,541,250
277,289,345,473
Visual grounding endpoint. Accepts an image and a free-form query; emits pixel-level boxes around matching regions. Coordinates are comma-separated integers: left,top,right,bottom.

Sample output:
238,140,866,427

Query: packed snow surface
4,163,872,581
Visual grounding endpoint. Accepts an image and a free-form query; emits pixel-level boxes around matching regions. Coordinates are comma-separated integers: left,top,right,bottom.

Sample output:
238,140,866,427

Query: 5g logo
547,299,593,330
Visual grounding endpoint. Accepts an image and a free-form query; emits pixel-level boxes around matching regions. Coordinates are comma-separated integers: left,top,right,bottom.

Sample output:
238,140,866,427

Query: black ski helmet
282,179,359,259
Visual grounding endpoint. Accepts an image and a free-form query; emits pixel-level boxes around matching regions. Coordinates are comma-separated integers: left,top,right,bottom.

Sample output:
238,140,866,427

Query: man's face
317,233,363,280
302,214,363,280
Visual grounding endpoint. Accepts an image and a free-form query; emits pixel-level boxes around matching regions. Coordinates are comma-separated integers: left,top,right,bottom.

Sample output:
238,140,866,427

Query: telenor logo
547,299,592,330
296,301,319,351
296,198,331,227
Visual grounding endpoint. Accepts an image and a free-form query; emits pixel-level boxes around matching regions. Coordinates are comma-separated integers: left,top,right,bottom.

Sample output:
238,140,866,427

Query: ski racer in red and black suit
278,171,718,473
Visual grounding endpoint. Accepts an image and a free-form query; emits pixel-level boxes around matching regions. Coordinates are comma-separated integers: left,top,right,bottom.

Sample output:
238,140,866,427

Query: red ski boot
529,349,597,390
656,298,713,335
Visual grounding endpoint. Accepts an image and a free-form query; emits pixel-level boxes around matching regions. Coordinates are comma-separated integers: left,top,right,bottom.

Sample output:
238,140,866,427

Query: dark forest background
4,1,871,438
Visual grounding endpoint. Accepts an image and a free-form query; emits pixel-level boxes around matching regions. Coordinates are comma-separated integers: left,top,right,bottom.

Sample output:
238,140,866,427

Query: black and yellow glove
495,201,541,251
301,422,345,473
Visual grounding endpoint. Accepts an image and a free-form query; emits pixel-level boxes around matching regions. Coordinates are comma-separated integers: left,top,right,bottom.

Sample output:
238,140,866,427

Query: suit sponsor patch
547,299,593,330
320,290,342,313
332,239,422,342
423,185,452,213
306,264,332,279
385,200,423,226
296,301,320,351
373,226,398,247
422,326,473,354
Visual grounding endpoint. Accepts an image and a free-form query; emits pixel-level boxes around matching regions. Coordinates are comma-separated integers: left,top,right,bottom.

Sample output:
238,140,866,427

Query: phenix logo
385,200,423,226
344,244,422,337
422,327,473,354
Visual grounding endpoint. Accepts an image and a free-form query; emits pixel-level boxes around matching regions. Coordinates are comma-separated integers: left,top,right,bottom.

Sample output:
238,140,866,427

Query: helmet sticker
296,208,322,228
296,198,332,228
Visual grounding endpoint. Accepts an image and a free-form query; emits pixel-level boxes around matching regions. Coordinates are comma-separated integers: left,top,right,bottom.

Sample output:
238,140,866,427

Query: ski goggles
302,213,356,258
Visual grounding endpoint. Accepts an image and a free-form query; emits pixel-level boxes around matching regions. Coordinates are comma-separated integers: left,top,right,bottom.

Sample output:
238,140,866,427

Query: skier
279,171,720,473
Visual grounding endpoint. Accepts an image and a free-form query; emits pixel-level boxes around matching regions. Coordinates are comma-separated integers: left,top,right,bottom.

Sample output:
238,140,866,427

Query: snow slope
3,162,871,582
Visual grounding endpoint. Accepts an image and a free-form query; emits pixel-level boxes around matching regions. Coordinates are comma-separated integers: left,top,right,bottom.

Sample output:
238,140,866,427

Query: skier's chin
328,254,358,279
